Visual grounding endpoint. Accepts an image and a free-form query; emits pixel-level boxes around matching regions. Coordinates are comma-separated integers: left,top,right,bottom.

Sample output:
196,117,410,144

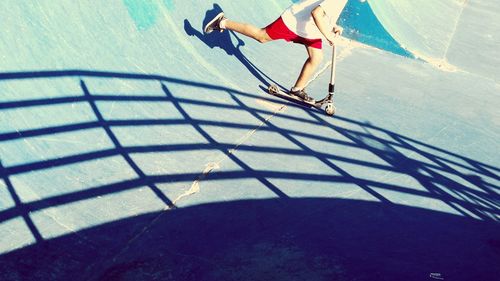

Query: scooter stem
329,44,337,94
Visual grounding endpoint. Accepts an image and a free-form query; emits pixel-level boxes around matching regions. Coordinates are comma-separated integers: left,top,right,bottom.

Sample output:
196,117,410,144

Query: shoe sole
204,12,224,34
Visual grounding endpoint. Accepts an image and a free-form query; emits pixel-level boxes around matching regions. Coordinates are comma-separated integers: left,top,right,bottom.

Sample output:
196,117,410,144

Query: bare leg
224,19,272,43
294,46,323,89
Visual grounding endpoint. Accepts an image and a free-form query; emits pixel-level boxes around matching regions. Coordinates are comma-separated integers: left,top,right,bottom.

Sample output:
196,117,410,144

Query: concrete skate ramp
368,0,500,80
0,0,499,280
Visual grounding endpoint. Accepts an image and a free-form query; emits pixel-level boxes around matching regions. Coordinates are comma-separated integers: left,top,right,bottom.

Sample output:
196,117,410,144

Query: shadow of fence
0,69,498,280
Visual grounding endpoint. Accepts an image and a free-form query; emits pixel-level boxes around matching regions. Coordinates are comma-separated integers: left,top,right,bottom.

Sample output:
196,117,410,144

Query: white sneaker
204,12,226,34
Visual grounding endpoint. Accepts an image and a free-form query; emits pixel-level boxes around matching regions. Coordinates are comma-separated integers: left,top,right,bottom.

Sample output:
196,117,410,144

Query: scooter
267,43,338,116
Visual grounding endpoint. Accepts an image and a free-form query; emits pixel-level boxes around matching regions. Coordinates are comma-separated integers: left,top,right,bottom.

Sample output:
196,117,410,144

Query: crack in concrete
172,162,220,205
442,0,469,60
172,104,288,205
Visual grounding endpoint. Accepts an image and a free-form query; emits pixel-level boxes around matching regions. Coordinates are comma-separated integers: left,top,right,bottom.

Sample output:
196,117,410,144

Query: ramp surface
1,1,499,280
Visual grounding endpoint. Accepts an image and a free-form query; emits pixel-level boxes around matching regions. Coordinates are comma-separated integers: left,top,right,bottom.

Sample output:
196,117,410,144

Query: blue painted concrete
124,0,161,30
340,0,412,57
0,0,499,280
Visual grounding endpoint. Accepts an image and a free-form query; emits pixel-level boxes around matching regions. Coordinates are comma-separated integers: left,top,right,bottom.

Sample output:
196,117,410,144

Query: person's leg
223,20,272,43
293,45,323,89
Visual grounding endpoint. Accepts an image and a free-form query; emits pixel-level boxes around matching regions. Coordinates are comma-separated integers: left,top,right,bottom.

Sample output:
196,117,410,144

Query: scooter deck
266,84,336,116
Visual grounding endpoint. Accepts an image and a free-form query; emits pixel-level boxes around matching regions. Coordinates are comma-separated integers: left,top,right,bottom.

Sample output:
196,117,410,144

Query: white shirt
281,0,348,39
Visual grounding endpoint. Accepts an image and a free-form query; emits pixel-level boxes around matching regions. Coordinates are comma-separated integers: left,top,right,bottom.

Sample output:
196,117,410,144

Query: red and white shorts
265,17,323,49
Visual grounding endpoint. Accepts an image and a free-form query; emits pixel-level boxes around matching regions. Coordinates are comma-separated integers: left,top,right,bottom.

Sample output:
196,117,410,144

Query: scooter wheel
268,84,279,94
325,102,336,116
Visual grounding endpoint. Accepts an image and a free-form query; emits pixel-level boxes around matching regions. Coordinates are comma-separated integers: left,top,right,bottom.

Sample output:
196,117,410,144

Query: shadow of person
184,4,239,56
184,4,285,89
